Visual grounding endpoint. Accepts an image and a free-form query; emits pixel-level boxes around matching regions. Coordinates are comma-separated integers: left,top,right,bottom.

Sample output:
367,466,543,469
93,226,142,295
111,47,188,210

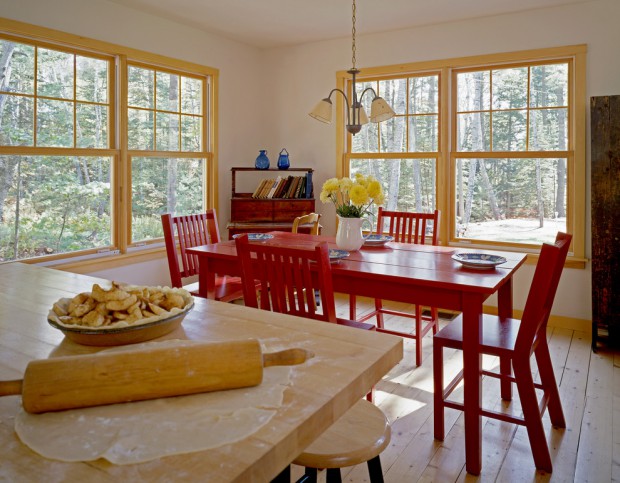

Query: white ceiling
107,0,594,49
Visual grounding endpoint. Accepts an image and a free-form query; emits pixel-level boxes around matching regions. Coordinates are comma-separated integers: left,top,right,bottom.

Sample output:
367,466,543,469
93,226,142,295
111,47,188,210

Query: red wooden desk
187,232,527,475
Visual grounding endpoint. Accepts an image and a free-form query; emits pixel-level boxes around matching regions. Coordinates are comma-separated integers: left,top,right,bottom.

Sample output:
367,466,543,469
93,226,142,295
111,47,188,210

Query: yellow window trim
336,45,587,266
0,16,219,264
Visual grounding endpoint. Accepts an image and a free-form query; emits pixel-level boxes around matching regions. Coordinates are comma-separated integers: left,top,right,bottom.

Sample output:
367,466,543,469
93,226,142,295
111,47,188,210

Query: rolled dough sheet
14,341,292,465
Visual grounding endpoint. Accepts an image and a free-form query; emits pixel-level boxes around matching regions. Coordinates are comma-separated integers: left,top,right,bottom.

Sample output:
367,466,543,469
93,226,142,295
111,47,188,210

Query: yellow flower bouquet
320,173,385,218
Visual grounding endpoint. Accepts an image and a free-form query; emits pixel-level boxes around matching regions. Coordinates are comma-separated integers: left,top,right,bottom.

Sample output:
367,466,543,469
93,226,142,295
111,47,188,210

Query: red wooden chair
161,211,244,302
350,208,441,366
433,232,572,473
234,235,389,482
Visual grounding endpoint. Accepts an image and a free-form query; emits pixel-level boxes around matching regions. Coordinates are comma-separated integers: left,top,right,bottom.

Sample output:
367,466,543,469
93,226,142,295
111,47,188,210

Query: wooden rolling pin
0,339,311,413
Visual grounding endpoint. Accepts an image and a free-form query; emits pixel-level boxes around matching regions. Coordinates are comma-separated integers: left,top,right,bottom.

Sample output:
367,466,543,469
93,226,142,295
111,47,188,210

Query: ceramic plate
329,249,350,261
363,234,394,246
452,252,507,270
232,233,274,241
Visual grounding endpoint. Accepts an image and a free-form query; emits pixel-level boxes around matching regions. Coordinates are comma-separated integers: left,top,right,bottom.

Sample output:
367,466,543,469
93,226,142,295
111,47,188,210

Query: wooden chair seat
293,399,390,481
433,232,572,473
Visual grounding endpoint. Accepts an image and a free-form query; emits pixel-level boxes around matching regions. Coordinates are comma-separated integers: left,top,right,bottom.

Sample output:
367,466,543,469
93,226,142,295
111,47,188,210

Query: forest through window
345,54,577,249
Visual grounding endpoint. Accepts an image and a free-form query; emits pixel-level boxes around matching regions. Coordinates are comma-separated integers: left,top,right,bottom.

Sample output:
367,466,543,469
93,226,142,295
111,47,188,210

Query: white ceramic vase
336,215,365,251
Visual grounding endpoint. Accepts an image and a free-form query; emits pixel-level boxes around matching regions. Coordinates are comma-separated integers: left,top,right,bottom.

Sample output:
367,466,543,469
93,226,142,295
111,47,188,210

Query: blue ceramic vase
255,150,270,170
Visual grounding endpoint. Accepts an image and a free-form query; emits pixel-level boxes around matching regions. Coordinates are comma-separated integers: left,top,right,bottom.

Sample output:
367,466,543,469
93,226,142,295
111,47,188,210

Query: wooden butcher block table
0,263,402,482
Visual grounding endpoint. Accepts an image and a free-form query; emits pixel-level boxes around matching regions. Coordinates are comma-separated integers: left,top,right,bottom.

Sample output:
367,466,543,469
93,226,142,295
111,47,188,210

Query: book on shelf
259,178,274,198
252,179,268,198
287,177,301,198
266,176,282,198
274,176,292,198
305,172,313,198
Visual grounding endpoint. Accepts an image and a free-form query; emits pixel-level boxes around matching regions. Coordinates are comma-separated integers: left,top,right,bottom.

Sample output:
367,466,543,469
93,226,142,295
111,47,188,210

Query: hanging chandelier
309,0,395,135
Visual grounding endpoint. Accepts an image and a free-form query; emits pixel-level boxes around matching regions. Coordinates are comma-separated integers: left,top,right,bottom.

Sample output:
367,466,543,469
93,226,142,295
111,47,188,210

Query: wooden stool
294,399,390,483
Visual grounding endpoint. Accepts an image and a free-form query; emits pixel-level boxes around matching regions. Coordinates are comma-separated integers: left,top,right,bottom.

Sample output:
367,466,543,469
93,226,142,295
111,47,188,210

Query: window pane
156,112,180,151
181,76,202,114
529,108,567,150
530,63,568,108
156,71,180,112
0,40,34,94
131,157,204,241
492,110,527,151
76,56,108,103
0,155,112,262
454,157,566,245
77,103,108,148
379,78,407,115
409,115,438,152
457,71,490,112
0,95,33,145
353,122,379,153
410,75,438,114
492,67,528,110
37,48,73,99
128,108,154,150
350,158,436,226
457,112,490,151
380,116,407,152
37,98,73,147
128,66,154,109
181,115,201,151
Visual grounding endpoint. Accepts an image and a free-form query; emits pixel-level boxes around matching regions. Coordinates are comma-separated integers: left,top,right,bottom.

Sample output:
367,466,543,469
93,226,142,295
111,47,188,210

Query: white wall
3,0,615,321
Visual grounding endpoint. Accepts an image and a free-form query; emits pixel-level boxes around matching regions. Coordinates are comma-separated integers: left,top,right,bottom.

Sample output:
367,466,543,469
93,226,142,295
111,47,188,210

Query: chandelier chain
351,0,356,69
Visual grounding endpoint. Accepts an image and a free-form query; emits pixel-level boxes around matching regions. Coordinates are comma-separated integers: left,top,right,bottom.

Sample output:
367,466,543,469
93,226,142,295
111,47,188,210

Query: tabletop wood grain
0,263,402,482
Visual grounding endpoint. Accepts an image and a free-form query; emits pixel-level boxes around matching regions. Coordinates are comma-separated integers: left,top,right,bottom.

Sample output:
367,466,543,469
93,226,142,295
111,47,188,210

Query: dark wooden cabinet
226,167,315,239
591,96,620,349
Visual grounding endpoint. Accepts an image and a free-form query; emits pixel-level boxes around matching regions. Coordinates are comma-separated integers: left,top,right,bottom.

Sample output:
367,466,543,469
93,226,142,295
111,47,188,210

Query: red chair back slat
376,208,440,245
161,210,221,288
514,232,572,356
235,235,338,323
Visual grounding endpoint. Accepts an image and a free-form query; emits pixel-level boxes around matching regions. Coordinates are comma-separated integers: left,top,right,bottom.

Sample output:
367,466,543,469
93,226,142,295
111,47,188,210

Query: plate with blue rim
451,252,507,270
363,234,394,246
232,233,274,241
329,249,350,261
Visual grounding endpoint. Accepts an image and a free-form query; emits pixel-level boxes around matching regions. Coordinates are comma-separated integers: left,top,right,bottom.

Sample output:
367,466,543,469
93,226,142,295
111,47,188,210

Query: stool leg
325,468,342,483
367,455,385,483
302,467,317,483
271,465,290,483
349,294,357,320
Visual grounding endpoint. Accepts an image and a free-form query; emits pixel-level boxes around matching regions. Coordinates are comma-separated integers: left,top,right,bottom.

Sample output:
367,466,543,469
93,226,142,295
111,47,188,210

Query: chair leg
367,455,385,482
534,341,566,428
499,356,513,401
349,294,357,320
433,340,445,440
513,358,553,472
325,468,342,483
415,305,422,366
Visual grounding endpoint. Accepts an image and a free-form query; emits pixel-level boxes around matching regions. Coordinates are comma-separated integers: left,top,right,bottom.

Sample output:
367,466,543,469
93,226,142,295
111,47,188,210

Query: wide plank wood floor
289,295,615,483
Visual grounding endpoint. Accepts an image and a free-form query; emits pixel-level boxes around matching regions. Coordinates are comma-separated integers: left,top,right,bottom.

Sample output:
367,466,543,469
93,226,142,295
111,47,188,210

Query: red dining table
187,231,527,475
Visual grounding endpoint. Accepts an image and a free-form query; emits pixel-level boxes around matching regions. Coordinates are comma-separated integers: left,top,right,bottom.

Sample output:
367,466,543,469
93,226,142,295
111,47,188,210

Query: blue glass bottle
255,150,270,170
277,149,290,170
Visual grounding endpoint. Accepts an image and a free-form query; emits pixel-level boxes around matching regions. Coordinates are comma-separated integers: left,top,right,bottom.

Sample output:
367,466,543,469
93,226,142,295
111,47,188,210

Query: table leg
461,294,483,475
197,259,217,299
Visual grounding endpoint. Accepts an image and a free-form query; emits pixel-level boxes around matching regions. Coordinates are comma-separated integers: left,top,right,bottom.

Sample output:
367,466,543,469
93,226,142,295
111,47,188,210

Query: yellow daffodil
320,173,385,218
